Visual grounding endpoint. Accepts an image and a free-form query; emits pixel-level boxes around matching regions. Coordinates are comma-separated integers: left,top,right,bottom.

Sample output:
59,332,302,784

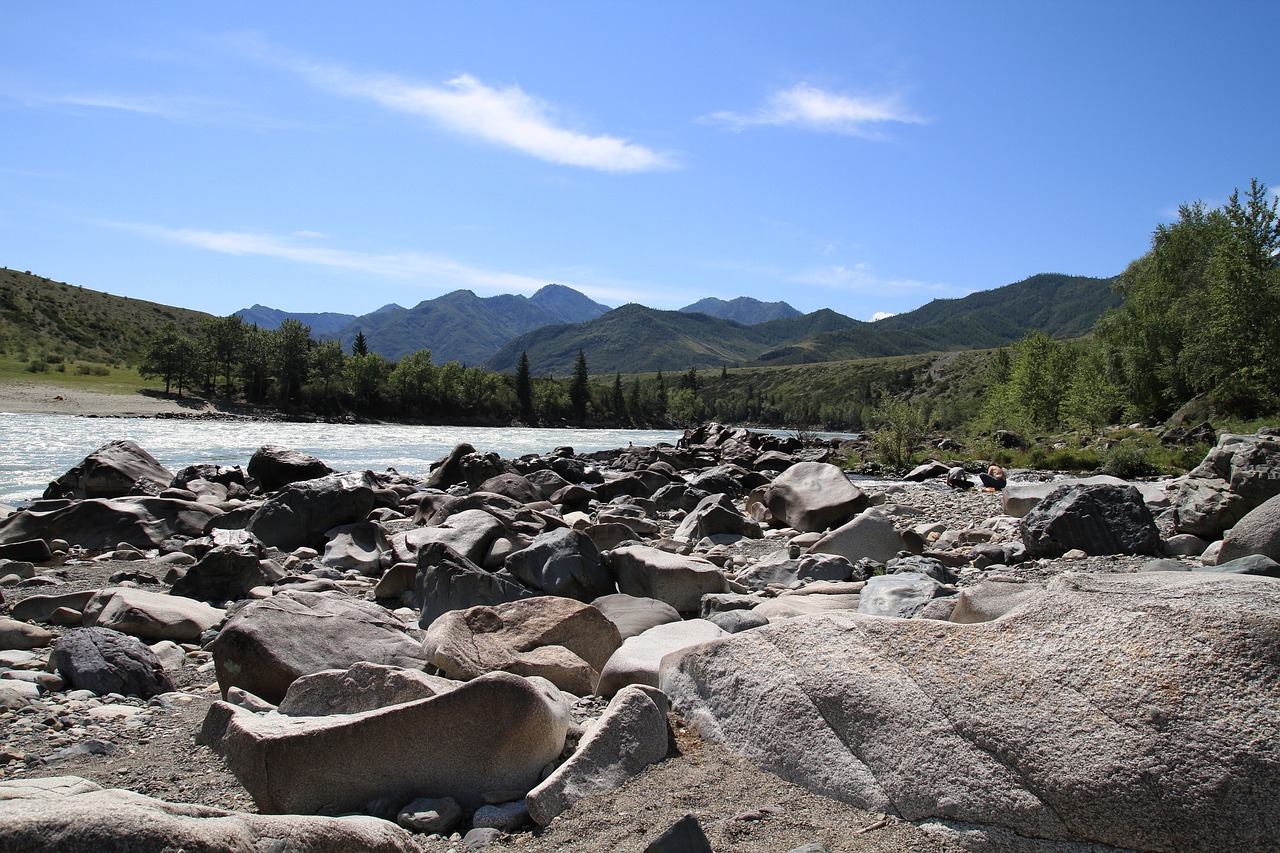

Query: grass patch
0,357,160,396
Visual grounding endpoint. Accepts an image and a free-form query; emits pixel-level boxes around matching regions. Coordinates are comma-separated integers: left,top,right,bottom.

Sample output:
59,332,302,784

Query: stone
1164,533,1211,557
607,544,729,614
706,609,769,633
597,619,726,696
472,800,529,832
0,498,223,551
422,596,621,695
247,445,332,493
1198,554,1280,578
0,617,53,650
527,685,670,825
82,587,223,642
246,472,376,552
415,542,534,629
43,440,174,501
210,671,569,814
50,627,173,699
1021,484,1161,558
1000,475,1128,518
10,590,98,623
947,581,1042,624
590,593,682,640
477,473,543,504
0,780,418,852
424,442,478,490
209,589,427,705
644,814,712,853
1172,433,1280,539
321,521,391,576
149,640,186,673
397,509,507,566
397,796,462,833
277,661,458,716
504,527,615,601
1218,492,1280,563
751,462,867,533
805,508,907,564
735,553,854,591
661,570,1280,852
169,545,279,604
673,493,763,542
0,540,53,563
753,594,860,619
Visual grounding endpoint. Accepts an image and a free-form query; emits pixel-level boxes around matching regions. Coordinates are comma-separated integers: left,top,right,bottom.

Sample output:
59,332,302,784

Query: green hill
0,268,210,366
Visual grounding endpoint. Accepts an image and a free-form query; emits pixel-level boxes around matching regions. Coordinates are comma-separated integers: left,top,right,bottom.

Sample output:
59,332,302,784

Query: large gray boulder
277,661,459,717
857,572,945,618
422,596,621,695
607,544,729,614
1001,475,1127,518
590,593,682,640
246,472,376,552
672,493,763,542
0,497,223,550
415,542,534,628
51,627,173,699
169,545,280,603
0,779,419,853
597,618,726,696
43,440,173,500
751,462,867,532
247,445,332,493
1218,492,1280,563
735,553,854,591
209,590,427,704
661,571,1280,852
1172,432,1280,539
1021,483,1160,558
82,587,223,643
805,507,908,564
396,508,507,566
526,685,669,826
321,521,391,575
504,527,615,601
209,671,569,814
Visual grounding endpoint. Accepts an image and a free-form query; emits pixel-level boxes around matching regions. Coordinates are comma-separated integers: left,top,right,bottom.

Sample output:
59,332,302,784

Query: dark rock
504,527,614,601
0,539,53,563
44,440,173,500
246,472,376,551
1198,554,1280,578
1021,484,1161,558
706,609,769,633
416,542,534,629
0,498,223,551
247,445,332,493
673,493,762,542
644,814,712,853
51,627,173,698
171,545,279,602
735,554,854,591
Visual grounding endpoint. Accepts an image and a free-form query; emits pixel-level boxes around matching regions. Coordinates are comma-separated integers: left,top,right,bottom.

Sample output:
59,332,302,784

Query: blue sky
2,2,1275,322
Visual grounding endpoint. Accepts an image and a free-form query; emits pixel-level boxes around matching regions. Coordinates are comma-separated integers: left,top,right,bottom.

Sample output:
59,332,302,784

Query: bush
868,399,932,470
23,360,49,373
1102,442,1157,478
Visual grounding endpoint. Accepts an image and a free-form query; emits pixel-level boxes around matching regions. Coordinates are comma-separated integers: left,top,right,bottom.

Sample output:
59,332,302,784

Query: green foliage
867,398,932,470
515,352,534,423
569,349,590,423
1101,442,1158,478
1096,179,1280,418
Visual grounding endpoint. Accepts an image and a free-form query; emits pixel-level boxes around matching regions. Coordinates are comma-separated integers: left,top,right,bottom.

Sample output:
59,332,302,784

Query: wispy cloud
259,43,675,172
20,91,304,131
703,83,925,138
789,262,956,296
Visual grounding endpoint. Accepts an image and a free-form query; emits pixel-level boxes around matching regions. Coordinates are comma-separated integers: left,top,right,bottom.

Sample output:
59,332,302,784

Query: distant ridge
680,296,802,324
233,304,358,336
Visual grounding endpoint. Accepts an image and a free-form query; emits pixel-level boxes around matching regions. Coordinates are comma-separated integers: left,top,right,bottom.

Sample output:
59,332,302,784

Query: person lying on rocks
979,464,1007,490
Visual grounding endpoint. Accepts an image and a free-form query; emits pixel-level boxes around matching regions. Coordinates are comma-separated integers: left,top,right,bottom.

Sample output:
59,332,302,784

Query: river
0,413,686,506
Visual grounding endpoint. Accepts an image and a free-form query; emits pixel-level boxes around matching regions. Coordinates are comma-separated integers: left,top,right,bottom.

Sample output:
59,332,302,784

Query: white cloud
703,83,925,138
112,221,559,294
789,262,955,296
870,311,896,321
282,55,675,172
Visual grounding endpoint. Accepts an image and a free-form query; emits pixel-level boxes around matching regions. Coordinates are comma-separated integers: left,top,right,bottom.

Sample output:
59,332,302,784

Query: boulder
321,522,391,575
424,442,477,490
1000,475,1129,518
10,590,98,623
857,572,946,618
735,553,854,591
0,539,53,563
51,627,173,699
43,440,173,500
210,671,569,814
751,462,867,533
590,593,682,640
672,493,763,542
1021,484,1160,558
661,570,1280,852
597,619,727,696
526,685,670,825
0,616,53,650
246,445,332,493
396,508,507,567
209,590,427,705
607,544,729,614
1172,432,1280,538
422,596,622,695
477,473,543,504
170,545,280,603
706,609,769,633
82,587,223,642
805,508,908,564
277,661,459,716
504,527,615,601
415,542,534,629
1218,492,1280,563
0,782,419,853
246,472,376,552
0,498,223,550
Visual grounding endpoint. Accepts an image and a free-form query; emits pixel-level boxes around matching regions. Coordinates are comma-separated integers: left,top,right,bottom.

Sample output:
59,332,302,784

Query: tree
139,325,194,395
239,326,272,403
611,372,627,425
272,320,312,403
352,330,369,357
1096,179,1280,417
388,349,435,414
515,351,534,423
569,349,590,423
201,314,245,397
345,352,389,413
312,339,345,402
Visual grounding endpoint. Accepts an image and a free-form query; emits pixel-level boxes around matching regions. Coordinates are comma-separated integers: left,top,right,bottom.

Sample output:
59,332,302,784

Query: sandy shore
0,380,245,418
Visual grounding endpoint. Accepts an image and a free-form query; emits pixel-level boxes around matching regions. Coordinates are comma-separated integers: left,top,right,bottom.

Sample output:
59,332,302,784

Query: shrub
1102,442,1157,478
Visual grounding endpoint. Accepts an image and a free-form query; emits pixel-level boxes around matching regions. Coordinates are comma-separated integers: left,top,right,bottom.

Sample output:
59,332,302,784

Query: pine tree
569,349,590,423
352,330,369,357
516,351,534,423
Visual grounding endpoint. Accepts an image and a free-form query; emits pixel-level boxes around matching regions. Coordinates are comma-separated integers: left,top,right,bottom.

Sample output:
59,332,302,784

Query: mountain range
234,273,1118,375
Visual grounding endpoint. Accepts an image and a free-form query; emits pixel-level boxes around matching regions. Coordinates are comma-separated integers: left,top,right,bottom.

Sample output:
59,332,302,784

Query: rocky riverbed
1,423,1279,852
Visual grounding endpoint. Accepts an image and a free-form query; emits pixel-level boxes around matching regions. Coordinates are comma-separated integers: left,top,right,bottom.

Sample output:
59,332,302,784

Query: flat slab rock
660,570,1280,852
